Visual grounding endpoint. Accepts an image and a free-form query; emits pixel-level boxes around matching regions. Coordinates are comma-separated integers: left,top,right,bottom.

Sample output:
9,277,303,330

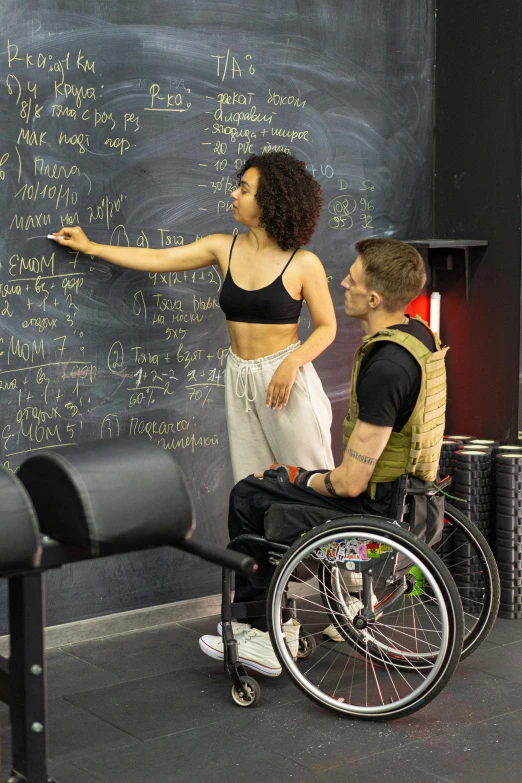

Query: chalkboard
0,0,434,629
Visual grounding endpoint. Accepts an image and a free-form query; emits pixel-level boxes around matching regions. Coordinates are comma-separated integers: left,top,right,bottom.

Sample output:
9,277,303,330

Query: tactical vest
343,316,448,498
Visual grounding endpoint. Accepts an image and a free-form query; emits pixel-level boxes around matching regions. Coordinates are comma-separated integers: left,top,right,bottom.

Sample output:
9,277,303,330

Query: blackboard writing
0,0,434,625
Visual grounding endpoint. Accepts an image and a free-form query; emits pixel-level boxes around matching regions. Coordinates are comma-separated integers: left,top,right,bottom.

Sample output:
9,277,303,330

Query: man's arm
308,418,392,497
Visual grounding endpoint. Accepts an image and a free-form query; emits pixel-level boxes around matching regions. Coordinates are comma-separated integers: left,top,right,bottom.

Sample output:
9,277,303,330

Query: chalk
47,234,57,239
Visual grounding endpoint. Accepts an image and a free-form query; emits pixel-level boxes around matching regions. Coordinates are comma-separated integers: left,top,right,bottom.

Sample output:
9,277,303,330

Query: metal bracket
404,240,488,304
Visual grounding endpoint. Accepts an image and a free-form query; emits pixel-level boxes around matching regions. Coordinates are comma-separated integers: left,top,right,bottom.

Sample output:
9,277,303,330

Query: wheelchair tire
267,516,463,721
435,502,500,660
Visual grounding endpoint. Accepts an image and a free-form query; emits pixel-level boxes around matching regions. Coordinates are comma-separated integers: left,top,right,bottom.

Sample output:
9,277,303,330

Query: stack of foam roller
495,449,522,619
452,446,496,614
439,437,466,478
437,437,477,571
453,445,496,541
469,440,500,547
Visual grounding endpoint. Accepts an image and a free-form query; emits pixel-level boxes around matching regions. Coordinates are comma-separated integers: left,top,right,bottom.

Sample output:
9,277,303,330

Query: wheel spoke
268,522,461,719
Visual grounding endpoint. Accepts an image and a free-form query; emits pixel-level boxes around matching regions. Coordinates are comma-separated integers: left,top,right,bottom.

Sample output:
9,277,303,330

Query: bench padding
0,467,41,571
17,438,195,556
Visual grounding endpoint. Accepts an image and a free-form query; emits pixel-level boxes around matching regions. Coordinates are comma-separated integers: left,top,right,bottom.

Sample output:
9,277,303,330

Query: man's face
341,256,372,318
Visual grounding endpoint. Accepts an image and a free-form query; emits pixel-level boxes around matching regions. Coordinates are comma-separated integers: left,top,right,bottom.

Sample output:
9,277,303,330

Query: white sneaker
341,594,365,619
322,595,363,642
323,624,344,642
283,618,301,659
322,622,376,652
323,594,381,641
343,570,364,590
199,627,282,677
217,621,251,637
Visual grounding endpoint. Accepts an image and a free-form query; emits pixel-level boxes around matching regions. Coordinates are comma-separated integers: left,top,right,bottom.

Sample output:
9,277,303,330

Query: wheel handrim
432,510,496,654
270,528,454,717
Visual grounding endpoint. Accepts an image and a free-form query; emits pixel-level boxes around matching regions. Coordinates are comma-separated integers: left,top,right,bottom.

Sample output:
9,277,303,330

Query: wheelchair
220,474,500,720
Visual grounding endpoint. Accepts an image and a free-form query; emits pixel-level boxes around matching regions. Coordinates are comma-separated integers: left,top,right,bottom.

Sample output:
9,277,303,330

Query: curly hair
236,152,322,251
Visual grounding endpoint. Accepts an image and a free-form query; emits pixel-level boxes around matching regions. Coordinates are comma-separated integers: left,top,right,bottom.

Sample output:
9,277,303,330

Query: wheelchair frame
221,474,499,710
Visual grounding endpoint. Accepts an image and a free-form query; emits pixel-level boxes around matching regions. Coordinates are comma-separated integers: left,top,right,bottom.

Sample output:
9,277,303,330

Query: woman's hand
265,355,299,409
49,227,94,254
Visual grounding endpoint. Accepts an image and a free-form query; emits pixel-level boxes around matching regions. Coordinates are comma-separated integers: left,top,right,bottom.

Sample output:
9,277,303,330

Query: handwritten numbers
327,186,377,231
327,196,356,231
107,341,125,373
0,152,9,180
101,414,120,440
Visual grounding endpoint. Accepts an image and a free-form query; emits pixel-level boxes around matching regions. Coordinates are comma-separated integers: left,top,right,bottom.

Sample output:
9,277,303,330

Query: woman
50,152,336,481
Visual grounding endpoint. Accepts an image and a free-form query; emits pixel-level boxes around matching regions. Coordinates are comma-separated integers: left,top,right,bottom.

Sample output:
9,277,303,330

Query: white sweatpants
225,343,334,482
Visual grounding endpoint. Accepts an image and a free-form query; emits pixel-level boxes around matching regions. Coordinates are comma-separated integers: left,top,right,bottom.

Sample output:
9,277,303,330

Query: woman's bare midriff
226,321,299,360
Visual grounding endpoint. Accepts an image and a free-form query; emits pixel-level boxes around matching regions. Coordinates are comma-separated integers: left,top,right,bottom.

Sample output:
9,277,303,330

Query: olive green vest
343,316,448,498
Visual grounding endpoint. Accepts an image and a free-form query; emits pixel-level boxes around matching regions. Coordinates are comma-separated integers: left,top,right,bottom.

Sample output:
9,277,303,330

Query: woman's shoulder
293,248,325,274
198,232,237,254
190,233,238,271
205,232,236,244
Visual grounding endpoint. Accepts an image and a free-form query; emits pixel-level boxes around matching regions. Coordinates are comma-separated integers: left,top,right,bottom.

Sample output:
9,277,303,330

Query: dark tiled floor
3,616,522,783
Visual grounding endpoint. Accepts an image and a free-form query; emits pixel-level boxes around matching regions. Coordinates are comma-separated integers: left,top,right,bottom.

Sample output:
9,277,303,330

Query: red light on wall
406,293,430,323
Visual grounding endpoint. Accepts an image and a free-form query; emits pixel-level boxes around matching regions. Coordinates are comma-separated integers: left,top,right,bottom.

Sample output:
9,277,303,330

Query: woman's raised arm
49,226,229,273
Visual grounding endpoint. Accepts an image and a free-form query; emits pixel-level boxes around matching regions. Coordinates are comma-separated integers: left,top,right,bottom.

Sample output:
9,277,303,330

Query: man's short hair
354,238,426,311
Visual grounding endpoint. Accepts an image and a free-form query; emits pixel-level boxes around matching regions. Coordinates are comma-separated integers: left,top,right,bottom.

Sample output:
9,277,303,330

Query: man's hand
259,463,314,487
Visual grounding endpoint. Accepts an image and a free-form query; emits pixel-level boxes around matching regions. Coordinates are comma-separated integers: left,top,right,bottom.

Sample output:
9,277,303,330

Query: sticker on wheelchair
312,539,392,565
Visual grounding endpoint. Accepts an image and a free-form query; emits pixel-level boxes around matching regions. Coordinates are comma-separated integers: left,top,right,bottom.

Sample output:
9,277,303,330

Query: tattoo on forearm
346,447,377,466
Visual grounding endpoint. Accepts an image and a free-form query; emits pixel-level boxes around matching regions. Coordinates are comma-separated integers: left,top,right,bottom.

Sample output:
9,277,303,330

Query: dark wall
0,0,434,629
434,0,522,441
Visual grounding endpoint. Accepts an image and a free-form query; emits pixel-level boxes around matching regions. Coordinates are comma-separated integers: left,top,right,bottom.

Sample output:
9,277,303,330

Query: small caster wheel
231,675,261,707
297,629,317,659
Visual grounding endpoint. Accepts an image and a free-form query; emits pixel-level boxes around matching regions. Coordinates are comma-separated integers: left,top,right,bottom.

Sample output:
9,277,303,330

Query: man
199,238,448,676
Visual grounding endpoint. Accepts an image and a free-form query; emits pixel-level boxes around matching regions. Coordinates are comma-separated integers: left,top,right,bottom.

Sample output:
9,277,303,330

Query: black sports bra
219,235,303,324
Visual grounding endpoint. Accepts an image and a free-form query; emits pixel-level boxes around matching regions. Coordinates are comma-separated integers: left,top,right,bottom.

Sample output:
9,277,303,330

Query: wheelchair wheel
231,675,261,707
267,516,463,720
432,502,500,660
321,503,499,667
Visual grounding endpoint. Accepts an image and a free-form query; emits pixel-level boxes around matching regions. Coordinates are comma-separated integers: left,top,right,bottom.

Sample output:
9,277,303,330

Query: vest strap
343,320,448,489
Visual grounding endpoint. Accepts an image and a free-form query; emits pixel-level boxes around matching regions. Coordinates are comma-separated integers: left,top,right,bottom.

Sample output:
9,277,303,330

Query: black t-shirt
356,317,436,432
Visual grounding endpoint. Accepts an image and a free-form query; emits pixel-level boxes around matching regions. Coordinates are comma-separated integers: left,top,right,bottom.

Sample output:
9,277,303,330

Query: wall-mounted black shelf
404,240,488,304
